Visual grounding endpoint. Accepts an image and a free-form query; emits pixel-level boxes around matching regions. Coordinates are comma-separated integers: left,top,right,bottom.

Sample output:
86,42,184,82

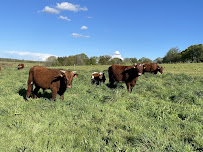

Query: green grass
0,63,202,151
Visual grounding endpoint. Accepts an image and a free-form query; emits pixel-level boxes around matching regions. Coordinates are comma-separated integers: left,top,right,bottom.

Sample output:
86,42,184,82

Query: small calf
91,72,106,85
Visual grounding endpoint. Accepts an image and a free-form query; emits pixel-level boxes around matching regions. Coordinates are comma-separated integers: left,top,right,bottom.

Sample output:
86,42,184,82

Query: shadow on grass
106,83,124,89
18,88,52,100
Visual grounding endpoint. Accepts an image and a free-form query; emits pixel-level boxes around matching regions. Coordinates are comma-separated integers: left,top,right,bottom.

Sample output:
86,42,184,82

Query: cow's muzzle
138,73,142,76
67,85,72,88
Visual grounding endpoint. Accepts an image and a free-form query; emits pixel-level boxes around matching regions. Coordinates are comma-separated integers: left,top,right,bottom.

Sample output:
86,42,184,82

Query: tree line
46,44,203,66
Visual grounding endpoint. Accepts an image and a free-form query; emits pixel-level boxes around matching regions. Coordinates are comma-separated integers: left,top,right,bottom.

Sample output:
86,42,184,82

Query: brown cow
143,63,164,74
0,65,1,73
26,66,78,101
108,64,144,93
18,64,24,70
91,72,106,85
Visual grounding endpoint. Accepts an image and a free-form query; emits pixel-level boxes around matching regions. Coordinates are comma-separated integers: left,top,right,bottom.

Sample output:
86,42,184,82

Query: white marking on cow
30,81,33,84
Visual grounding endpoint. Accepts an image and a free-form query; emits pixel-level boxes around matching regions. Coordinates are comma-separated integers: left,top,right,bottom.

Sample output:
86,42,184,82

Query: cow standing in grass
18,64,24,70
0,65,1,73
26,66,78,101
143,63,164,74
108,64,144,93
91,72,106,85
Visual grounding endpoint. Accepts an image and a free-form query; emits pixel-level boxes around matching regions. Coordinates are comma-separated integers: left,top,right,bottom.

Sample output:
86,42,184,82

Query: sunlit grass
0,63,202,151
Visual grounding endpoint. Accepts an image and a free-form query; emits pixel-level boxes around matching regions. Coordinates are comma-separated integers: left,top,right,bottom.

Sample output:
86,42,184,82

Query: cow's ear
74,74,78,77
60,70,66,77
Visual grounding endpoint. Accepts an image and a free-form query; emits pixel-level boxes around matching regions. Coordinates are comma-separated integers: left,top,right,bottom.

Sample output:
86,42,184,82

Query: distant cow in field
26,66,78,101
91,72,106,85
18,64,24,70
143,63,164,74
0,65,1,73
108,64,144,93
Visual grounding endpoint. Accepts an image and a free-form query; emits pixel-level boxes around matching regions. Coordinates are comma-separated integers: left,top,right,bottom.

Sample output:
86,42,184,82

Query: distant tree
153,57,163,64
124,58,137,64
110,58,123,64
79,53,90,65
98,55,111,65
45,56,57,66
75,55,85,65
89,56,98,65
138,57,152,63
181,44,203,62
163,47,181,63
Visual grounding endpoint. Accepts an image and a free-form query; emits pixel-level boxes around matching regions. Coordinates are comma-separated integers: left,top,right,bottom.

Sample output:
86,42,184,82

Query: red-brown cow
26,66,78,101
143,63,164,74
91,72,106,85
0,65,1,73
108,64,144,93
18,64,24,70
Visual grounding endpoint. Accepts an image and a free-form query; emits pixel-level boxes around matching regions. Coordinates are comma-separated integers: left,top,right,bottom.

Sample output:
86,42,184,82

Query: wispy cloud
4,51,57,61
72,33,90,38
56,2,88,12
81,26,88,30
42,6,60,14
88,16,93,19
59,15,71,21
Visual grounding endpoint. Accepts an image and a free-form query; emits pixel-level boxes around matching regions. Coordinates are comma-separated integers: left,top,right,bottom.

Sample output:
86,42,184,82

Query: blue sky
0,0,203,61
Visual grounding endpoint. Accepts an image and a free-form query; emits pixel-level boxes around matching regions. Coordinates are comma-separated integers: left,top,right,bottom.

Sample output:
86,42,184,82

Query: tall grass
0,63,202,151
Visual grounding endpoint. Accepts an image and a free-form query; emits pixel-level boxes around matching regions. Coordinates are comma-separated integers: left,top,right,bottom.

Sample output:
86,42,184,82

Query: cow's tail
26,67,34,100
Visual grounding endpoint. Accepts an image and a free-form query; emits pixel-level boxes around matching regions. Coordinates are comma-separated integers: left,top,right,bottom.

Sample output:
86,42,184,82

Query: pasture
0,63,202,151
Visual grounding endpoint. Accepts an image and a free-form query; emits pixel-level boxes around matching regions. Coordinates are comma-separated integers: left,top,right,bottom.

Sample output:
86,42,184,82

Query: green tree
110,58,123,64
45,56,57,66
163,47,181,63
181,44,203,62
138,57,152,63
89,56,98,65
153,57,163,64
98,55,111,65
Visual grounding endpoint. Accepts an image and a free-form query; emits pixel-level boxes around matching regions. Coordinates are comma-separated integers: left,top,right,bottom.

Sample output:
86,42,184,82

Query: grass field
0,63,202,151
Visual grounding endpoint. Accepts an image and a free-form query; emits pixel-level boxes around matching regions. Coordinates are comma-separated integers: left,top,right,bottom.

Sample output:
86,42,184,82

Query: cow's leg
51,89,57,101
130,81,136,93
33,86,40,99
60,93,64,100
126,83,130,92
26,83,33,100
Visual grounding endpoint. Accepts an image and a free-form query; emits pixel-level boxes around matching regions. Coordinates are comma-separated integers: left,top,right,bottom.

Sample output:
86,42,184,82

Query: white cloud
56,2,88,12
81,26,88,30
5,51,57,61
42,6,60,14
111,51,123,60
88,16,93,19
72,33,90,38
59,15,71,21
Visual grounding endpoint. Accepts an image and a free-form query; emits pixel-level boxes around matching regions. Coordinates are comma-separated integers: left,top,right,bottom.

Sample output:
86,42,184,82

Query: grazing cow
91,72,106,85
26,66,78,101
0,65,1,73
108,64,144,93
18,64,24,70
143,63,164,74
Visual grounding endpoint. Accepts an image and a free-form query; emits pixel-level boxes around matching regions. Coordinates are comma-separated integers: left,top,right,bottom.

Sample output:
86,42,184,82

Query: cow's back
31,66,61,89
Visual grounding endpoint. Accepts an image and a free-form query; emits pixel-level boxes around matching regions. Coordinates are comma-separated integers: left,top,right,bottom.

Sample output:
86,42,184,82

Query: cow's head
135,63,144,76
157,66,165,74
99,72,106,82
60,70,78,88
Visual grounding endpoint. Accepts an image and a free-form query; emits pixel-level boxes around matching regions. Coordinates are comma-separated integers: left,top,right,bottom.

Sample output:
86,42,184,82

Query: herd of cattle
0,63,164,101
